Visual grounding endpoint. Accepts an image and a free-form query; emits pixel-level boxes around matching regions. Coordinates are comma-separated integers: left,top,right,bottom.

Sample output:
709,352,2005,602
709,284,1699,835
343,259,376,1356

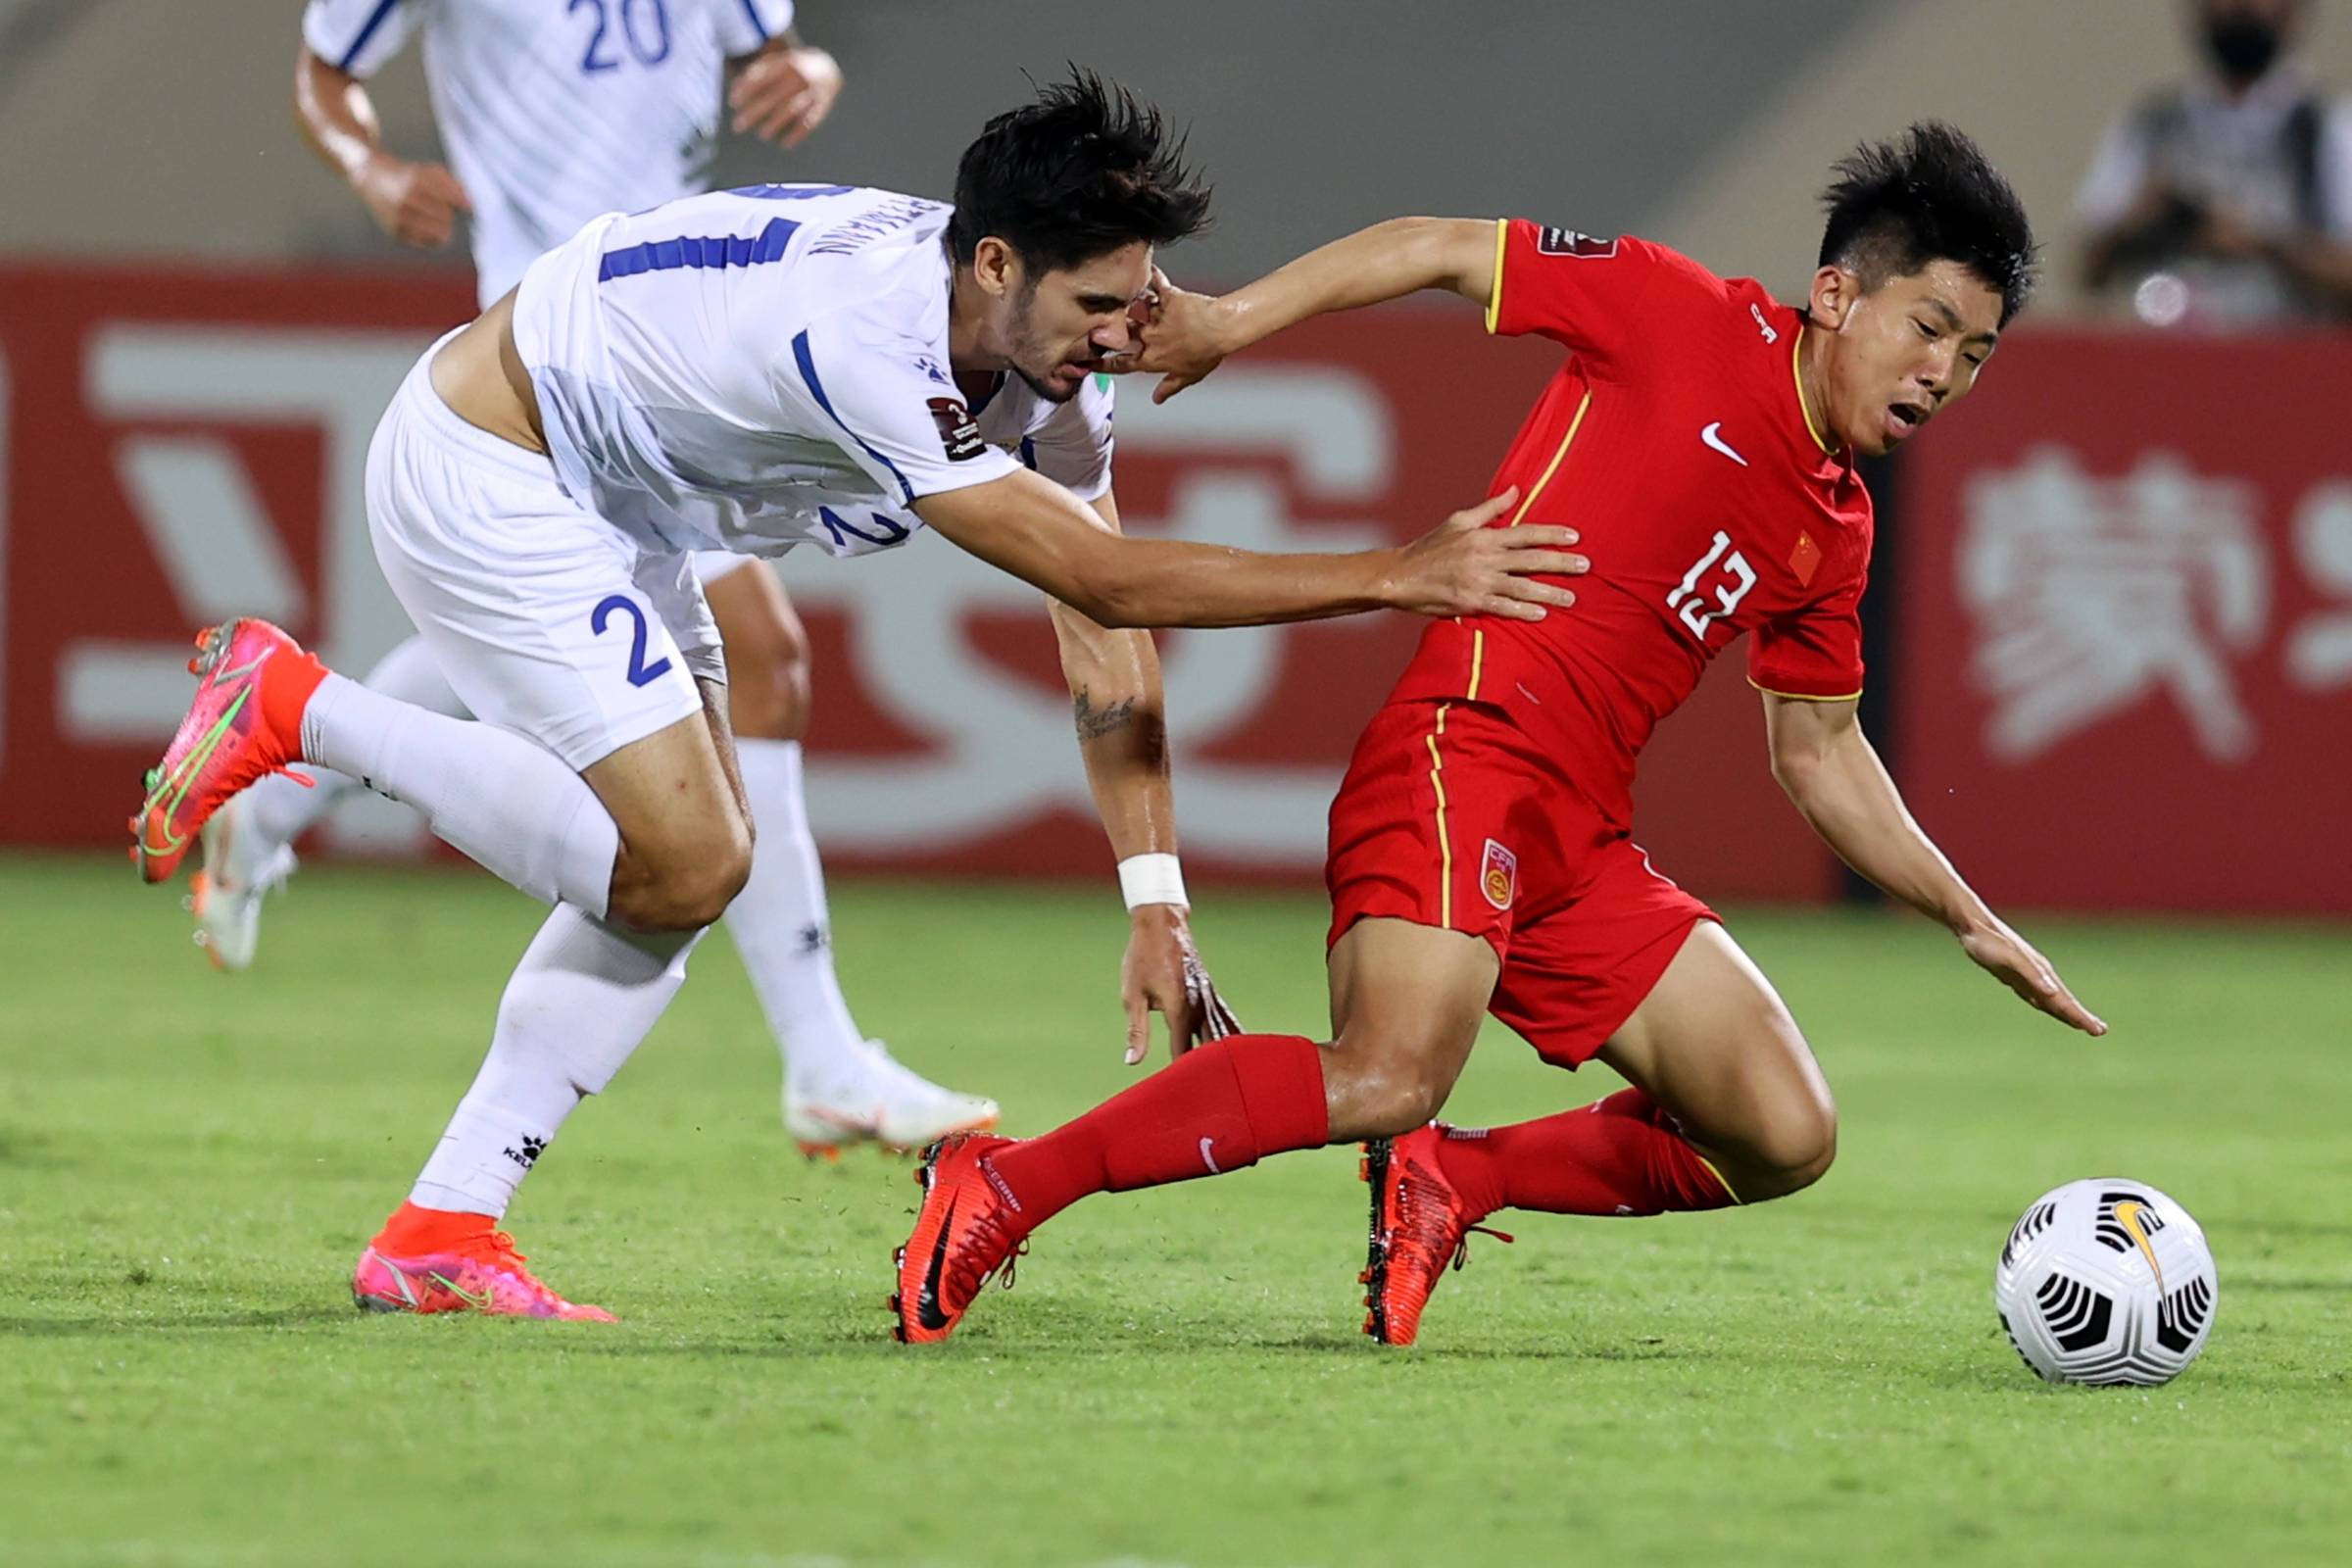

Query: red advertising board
0,262,1833,901
1894,329,2352,913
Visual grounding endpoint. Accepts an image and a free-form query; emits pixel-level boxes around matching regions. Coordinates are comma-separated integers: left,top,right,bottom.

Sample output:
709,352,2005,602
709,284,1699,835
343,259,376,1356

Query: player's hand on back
1107,270,1236,404
352,153,470,249
730,46,844,148
1119,906,1240,1065
1959,916,2108,1037
1387,487,1587,622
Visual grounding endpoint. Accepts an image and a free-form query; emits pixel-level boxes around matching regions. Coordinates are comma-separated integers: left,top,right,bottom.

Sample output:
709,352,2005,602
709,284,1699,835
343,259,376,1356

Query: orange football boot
891,1132,1021,1344
1359,1123,1513,1347
352,1202,616,1322
132,618,323,885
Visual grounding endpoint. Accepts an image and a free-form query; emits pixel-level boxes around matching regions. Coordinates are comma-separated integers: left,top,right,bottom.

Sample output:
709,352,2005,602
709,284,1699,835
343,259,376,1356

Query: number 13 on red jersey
1667,530,1757,642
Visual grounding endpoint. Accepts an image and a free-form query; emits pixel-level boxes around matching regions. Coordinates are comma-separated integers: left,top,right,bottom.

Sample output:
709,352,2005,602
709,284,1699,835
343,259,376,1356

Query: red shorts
1325,697,1717,1069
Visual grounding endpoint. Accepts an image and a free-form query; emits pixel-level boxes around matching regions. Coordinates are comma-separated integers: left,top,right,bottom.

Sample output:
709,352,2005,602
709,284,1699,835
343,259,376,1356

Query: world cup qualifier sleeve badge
1480,838,1519,910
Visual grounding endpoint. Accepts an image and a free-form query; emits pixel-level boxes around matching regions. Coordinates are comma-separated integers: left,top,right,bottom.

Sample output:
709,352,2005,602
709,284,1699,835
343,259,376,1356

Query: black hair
1818,122,2037,326
949,68,1213,275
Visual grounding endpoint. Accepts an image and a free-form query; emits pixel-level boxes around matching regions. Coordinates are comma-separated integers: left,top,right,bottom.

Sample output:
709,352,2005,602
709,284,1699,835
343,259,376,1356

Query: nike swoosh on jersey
916,1193,959,1331
1700,422,1748,466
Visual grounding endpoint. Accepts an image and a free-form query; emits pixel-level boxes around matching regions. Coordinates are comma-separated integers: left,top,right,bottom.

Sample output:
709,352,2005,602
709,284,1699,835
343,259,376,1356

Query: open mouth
1883,400,1929,442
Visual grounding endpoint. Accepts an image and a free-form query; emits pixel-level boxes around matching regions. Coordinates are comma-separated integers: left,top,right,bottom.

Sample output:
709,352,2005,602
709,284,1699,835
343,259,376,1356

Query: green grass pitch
2,853,2346,1566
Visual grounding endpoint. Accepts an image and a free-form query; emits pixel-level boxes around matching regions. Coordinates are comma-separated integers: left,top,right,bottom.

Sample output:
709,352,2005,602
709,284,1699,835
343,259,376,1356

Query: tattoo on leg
1072,687,1137,742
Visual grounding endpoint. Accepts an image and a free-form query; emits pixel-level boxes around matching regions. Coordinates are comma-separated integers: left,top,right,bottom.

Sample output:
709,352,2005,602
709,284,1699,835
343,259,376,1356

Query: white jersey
303,0,796,305
510,184,1115,560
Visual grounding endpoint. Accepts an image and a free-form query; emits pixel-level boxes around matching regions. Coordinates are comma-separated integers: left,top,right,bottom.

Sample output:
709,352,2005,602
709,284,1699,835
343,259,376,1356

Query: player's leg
891,697,1511,1342
356,685,747,1320
892,922,1494,1342
1592,921,1837,1200
192,634,469,971
980,913,1491,1220
695,554,996,1155
1418,926,1837,1271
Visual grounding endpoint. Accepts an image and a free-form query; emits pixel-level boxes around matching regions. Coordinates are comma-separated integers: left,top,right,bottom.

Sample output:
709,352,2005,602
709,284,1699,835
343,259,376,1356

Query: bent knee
1733,1095,1838,1201
1324,1030,1456,1141
607,824,753,931
718,612,811,741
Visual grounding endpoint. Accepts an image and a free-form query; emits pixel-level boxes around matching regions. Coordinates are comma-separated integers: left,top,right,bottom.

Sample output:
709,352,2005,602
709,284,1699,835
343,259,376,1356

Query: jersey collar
1786,317,1861,483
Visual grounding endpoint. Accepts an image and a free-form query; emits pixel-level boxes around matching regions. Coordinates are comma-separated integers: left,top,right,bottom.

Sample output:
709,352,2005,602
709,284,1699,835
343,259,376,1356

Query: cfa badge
1480,838,1518,910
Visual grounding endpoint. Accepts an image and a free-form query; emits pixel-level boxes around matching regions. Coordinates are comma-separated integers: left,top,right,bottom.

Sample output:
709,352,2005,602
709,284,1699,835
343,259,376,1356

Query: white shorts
365,339,722,772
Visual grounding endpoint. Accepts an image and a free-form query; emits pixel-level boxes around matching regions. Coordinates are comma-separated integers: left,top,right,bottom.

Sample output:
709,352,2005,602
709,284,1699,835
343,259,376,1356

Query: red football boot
891,1132,1022,1344
131,618,323,885
1359,1123,1514,1347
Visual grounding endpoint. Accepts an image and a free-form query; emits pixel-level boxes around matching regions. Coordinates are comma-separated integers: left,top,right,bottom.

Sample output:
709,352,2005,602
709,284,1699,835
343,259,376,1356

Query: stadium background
4,0,2346,911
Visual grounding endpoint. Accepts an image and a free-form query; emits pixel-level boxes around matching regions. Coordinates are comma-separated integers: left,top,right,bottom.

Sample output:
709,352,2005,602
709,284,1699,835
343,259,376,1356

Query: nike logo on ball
1700,422,1748,466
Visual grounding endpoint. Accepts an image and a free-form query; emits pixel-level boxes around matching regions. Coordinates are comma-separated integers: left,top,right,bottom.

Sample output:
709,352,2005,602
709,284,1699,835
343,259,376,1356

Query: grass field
2,853,2346,1567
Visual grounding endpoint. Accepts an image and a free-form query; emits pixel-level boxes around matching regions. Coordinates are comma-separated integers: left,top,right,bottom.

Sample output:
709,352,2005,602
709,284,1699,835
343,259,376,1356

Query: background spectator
2078,0,2352,326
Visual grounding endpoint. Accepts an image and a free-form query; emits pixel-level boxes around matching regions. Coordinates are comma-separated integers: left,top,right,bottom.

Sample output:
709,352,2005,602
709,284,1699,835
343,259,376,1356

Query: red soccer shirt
1391,218,1874,830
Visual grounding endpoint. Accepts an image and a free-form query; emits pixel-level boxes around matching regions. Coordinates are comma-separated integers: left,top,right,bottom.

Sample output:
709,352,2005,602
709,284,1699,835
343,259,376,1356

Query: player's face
1003,241,1155,404
1816,260,2003,457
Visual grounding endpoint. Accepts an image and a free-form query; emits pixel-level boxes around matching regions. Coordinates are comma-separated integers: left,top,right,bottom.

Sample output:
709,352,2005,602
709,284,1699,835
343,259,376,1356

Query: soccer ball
1993,1178,2217,1386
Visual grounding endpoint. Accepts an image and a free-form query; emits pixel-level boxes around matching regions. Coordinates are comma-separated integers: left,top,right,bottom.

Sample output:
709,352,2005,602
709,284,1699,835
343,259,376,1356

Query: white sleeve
781,318,1022,505
1022,373,1115,503
2321,100,2352,239
2074,110,2152,229
302,0,422,77
712,0,798,56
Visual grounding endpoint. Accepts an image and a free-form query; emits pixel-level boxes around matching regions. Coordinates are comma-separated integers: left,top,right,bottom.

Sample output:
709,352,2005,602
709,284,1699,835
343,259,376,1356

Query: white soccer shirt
510,184,1116,559
302,0,796,305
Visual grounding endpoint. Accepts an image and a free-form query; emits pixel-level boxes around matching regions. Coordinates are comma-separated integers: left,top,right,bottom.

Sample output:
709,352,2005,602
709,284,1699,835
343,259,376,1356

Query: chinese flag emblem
1788,530,1821,587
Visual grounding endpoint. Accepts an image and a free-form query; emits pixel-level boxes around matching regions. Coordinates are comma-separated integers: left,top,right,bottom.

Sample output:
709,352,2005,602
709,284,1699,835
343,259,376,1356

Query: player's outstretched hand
1387,487,1587,622
353,154,471,249
1960,917,2108,1037
1105,270,1233,404
730,46,844,148
1120,905,1236,1065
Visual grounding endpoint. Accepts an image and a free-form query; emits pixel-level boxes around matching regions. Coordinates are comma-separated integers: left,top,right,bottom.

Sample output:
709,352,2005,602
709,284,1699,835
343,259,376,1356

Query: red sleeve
1746,571,1867,702
1485,219,1720,371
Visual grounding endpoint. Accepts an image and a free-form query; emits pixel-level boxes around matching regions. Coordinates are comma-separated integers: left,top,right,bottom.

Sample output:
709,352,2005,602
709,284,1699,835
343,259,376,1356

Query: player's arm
725,23,844,148
916,467,1579,628
291,43,469,248
1047,492,1240,1065
1119,218,1498,401
1761,692,2107,1037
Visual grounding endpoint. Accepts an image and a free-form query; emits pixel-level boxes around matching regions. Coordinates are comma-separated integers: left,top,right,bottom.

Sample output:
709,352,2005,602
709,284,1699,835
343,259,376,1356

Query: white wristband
1117,853,1189,911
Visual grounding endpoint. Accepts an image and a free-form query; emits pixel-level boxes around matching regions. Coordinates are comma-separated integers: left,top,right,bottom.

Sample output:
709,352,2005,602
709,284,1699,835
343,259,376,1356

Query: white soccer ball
1993,1178,2217,1386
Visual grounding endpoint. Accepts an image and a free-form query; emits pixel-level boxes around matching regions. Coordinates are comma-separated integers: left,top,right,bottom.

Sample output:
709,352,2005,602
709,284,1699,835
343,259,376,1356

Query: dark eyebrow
1922,295,1998,346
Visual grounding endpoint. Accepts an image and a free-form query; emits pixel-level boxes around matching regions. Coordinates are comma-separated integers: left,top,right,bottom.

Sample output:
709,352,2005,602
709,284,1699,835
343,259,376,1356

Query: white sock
409,906,702,1217
238,636,472,862
726,738,867,1087
300,671,617,916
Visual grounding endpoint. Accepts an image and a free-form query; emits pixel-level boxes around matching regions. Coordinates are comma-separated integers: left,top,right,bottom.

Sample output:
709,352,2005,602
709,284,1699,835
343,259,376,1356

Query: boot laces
1394,1168,1514,1278
945,1207,1024,1306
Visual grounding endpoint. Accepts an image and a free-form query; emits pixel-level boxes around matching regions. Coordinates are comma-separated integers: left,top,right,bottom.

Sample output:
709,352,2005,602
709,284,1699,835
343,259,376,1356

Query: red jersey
1392,218,1873,829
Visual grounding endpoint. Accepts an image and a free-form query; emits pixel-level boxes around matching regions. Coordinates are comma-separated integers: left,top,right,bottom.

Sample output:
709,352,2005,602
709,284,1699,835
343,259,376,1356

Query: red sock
1434,1088,1736,1218
986,1034,1329,1232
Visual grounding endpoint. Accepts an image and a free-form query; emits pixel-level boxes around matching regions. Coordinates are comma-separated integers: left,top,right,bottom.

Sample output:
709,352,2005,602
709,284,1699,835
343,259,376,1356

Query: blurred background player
894,123,2108,1348
2077,0,2352,327
214,0,997,1158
